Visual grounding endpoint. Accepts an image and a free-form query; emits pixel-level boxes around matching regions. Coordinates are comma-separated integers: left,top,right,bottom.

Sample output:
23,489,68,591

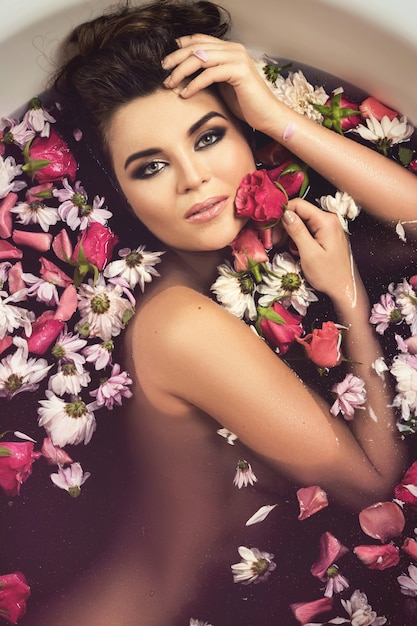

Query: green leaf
0,446,12,457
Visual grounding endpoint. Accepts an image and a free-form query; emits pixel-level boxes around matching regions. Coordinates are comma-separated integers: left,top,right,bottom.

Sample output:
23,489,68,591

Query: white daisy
77,275,135,341
51,330,87,373
271,70,329,122
49,362,91,396
50,462,90,497
398,563,417,597
233,459,258,488
103,246,164,291
54,179,112,230
390,353,417,421
23,99,56,136
390,279,417,334
83,340,114,370
0,337,51,399
38,390,97,447
89,363,132,409
340,589,387,625
231,546,276,585
11,200,59,232
0,262,11,288
258,252,318,315
211,262,257,321
0,154,26,199
2,117,35,148
22,273,60,306
0,289,34,340
319,190,361,232
352,114,414,155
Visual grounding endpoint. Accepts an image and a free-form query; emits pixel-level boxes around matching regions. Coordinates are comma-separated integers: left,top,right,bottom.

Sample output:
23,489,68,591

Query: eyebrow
123,111,228,170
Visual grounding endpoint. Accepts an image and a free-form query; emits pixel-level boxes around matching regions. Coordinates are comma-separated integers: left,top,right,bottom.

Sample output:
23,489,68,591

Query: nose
176,153,210,194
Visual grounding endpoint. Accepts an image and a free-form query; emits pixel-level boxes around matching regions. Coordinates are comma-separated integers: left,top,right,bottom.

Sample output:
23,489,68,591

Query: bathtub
1,0,417,121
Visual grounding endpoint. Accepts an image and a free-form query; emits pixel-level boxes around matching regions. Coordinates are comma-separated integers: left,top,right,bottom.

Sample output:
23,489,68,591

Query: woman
26,0,417,623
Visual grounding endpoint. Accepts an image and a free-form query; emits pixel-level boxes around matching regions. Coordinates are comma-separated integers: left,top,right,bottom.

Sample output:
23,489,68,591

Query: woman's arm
163,35,417,224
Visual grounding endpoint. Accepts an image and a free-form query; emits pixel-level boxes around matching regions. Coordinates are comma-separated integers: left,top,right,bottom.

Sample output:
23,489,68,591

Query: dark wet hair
54,0,231,155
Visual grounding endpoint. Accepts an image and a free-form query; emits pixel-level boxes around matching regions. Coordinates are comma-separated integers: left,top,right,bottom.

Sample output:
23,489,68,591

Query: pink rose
235,169,287,225
267,160,307,199
23,129,77,183
0,442,41,496
359,96,398,121
0,572,31,624
71,222,118,272
353,544,400,570
25,182,54,203
259,302,303,355
394,461,417,505
290,597,333,625
230,227,268,274
359,501,405,543
296,321,342,368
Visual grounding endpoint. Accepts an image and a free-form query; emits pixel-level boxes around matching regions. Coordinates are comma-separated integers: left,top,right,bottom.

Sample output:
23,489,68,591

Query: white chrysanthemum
0,337,51,399
83,340,113,370
52,330,87,373
22,274,59,306
390,279,417,335
258,252,318,315
11,200,59,232
0,154,26,199
319,191,361,232
0,262,11,288
271,70,329,122
49,363,91,396
0,289,34,340
341,589,387,625
103,246,164,291
54,179,112,231
231,546,276,585
398,564,417,597
77,275,135,340
352,114,414,152
211,262,257,321
233,459,258,488
23,103,56,135
390,353,417,421
189,620,214,626
50,462,90,497
38,390,96,447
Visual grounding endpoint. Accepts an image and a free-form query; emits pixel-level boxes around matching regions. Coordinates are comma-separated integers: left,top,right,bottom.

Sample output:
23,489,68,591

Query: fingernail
282,210,295,224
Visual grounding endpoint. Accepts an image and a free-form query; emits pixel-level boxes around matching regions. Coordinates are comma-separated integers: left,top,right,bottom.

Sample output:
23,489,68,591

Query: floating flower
77,275,135,341
229,226,269,278
402,537,417,561
22,97,56,135
398,564,417,597
0,289,34,340
233,459,257,488
22,129,77,183
314,88,361,134
231,546,276,584
359,501,405,543
330,373,367,419
296,321,342,369
0,155,26,199
189,620,213,626
297,485,328,520
51,330,87,373
50,461,90,497
0,442,41,496
310,531,349,581
10,198,59,232
352,114,414,156
354,544,400,570
54,179,112,231
41,436,73,466
37,390,96,447
0,337,51,399
339,589,387,625
391,278,417,334
210,262,257,321
369,292,403,334
89,362,133,409
322,564,350,598
269,70,329,122
390,353,417,421
48,362,91,396
103,245,164,291
319,190,361,232
258,251,318,315
0,571,31,624
258,300,304,355
82,340,113,370
359,96,398,121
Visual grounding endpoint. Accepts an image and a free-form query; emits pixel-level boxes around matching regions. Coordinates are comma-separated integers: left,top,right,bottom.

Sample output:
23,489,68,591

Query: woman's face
107,88,256,252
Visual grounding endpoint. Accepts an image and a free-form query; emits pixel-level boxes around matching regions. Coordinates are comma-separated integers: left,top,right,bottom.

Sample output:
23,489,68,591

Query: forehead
107,88,231,160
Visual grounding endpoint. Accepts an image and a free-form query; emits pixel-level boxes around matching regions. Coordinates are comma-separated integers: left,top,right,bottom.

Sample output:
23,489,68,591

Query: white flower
83,340,113,370
54,179,112,230
322,565,349,598
77,275,135,341
0,289,34,340
103,246,164,291
319,191,361,232
0,262,12,288
51,330,87,373
0,337,51,399
258,252,318,315
211,262,257,321
270,70,329,122
352,114,414,153
340,589,387,625
50,462,90,497
49,363,91,396
216,427,238,445
189,620,214,626
233,459,257,488
89,363,132,409
369,292,402,334
23,101,56,136
11,200,59,232
372,356,389,378
390,279,417,334
330,374,367,419
398,563,417,597
231,546,276,585
0,154,26,199
22,273,60,306
2,117,35,148
390,353,417,421
38,390,96,447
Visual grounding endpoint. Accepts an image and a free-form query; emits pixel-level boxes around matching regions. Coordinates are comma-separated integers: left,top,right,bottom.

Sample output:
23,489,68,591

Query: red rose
230,227,268,273
0,442,41,496
0,572,30,624
235,169,287,225
254,141,292,166
296,321,342,368
72,222,118,272
23,129,77,183
267,160,307,199
259,302,303,355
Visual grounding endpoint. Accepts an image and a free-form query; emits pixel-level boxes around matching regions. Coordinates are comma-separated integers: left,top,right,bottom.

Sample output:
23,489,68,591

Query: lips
185,196,228,223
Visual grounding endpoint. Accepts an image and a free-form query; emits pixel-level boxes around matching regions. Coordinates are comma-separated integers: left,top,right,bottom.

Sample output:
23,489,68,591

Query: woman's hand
162,34,280,133
281,198,358,307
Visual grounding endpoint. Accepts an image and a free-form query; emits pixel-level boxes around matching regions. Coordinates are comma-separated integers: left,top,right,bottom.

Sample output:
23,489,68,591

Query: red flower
254,141,292,166
259,302,303,355
267,160,307,199
230,227,268,274
395,461,417,505
359,501,405,543
290,597,333,625
23,129,77,183
0,572,30,624
296,321,342,368
71,222,118,272
235,169,287,225
354,544,400,570
409,158,417,174
0,442,41,496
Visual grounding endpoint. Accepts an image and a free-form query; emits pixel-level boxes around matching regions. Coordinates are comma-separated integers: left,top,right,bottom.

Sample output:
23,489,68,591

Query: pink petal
54,284,78,321
12,230,52,252
290,596,333,625
402,537,417,561
310,531,349,579
297,485,328,520
0,335,13,355
354,543,400,570
26,312,64,355
52,228,73,262
0,240,23,260
8,261,26,294
0,192,17,238
359,501,405,543
359,96,398,121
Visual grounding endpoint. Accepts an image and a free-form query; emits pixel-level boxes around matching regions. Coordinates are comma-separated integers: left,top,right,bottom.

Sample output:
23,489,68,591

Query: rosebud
22,129,77,183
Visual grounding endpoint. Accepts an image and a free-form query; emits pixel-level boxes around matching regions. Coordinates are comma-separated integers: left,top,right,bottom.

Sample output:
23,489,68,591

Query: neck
171,247,230,291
